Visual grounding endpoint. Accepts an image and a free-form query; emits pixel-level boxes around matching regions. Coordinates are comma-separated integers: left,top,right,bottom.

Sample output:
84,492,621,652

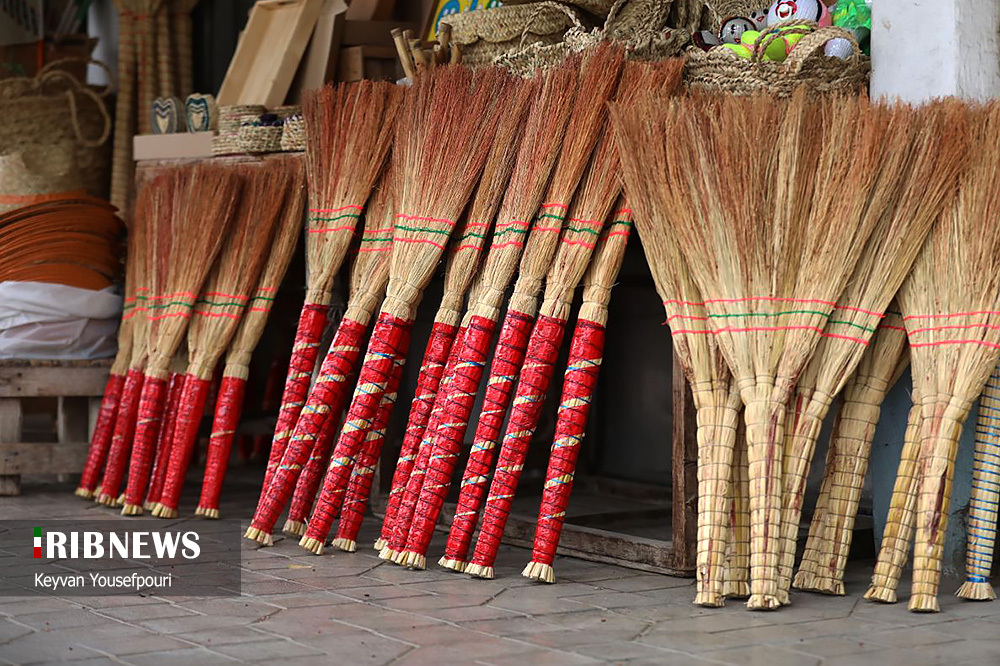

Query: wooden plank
0,366,110,398
133,132,214,161
670,348,698,572
0,442,90,475
287,0,348,103
0,398,22,495
58,397,90,445
337,45,365,82
217,0,325,107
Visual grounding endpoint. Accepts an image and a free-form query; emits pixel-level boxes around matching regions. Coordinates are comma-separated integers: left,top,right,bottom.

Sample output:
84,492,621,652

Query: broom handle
157,375,213,513
249,301,329,524
145,372,185,508
78,372,126,494
334,354,407,549
467,314,567,574
300,313,412,550
526,319,604,573
97,368,146,503
378,321,464,548
866,397,922,602
121,373,171,510
196,374,248,515
254,316,368,534
402,310,532,560
959,365,1000,599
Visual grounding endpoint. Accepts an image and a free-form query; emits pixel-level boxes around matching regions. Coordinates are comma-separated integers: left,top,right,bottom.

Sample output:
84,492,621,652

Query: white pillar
870,0,1000,103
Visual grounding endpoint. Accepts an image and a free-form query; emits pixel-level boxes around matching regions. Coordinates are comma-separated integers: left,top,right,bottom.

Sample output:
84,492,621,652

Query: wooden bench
0,360,111,496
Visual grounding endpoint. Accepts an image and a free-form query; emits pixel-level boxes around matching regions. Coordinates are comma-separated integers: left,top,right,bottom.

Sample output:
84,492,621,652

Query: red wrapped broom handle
430,309,535,565
334,351,407,550
528,318,605,575
301,312,412,552
77,372,126,496
120,374,170,511
252,301,328,513
468,314,568,576
250,316,369,536
196,375,248,517
156,376,213,515
145,373,185,508
378,321,465,548
96,368,146,504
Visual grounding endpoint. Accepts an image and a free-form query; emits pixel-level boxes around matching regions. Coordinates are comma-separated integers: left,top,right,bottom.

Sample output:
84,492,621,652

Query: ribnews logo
2,520,241,597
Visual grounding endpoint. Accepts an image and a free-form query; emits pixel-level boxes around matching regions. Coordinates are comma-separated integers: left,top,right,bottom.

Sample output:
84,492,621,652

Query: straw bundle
94,176,169,506
280,159,400,538
245,81,400,545
794,311,909,595
724,424,751,598
611,97,741,607
298,65,519,555
522,199,632,583
333,83,535,553
144,359,186,511
195,158,307,519
75,187,149,498
873,106,997,613
772,101,964,600
116,165,241,511
387,47,623,568
957,362,1000,601
150,165,289,518
378,61,577,561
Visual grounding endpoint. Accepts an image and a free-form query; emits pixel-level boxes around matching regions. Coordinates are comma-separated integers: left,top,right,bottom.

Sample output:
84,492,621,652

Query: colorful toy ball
693,30,722,51
740,29,788,61
823,36,853,59
749,8,768,29
719,16,757,44
718,43,753,59
767,0,831,28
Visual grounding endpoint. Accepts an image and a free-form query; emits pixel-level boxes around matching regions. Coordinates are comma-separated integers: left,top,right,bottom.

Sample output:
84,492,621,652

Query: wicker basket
684,22,868,96
503,0,617,18
442,2,584,67
237,119,283,154
213,104,266,156
280,115,305,152
703,0,768,31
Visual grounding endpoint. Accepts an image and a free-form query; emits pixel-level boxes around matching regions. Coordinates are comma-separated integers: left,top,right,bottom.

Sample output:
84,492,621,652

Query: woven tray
280,115,305,152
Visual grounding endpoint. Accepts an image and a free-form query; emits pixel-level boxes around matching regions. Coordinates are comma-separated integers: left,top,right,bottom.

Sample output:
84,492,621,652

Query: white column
870,0,1000,103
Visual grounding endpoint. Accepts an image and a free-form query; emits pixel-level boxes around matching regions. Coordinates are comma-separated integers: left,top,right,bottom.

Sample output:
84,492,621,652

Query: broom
638,91,880,609
376,60,578,559
957,362,1000,600
245,81,400,544
771,99,947,600
94,175,170,506
521,198,632,583
793,311,909,595
75,188,147,499
151,163,290,518
195,157,307,519
280,157,401,538
879,106,998,613
724,421,751,598
612,96,743,606
332,81,536,552
297,65,518,555
118,165,241,513
387,46,624,568
144,353,187,511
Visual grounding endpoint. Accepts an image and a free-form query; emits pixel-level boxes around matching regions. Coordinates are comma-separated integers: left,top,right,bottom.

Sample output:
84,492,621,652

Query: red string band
197,375,248,513
97,369,146,500
145,373,185,507
122,375,169,507
78,373,126,492
158,377,213,512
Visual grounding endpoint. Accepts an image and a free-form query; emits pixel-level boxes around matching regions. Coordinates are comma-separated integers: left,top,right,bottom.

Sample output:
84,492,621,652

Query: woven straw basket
213,104,266,156
703,0,768,31
280,115,305,152
442,2,584,67
237,123,282,154
0,59,112,199
504,0,617,18
685,22,869,96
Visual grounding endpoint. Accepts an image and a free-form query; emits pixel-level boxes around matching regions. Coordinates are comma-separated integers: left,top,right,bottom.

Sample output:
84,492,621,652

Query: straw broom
297,65,518,555
280,158,401,537
332,83,535,553
377,61,577,560
76,189,147,499
724,422,750,598
245,81,401,545
612,96,744,606
195,158,307,519
144,356,186,511
387,47,624,569
522,198,632,583
644,91,880,609
957,363,1000,601
793,310,909,595
94,175,170,506
117,165,241,512
150,164,290,518
881,107,998,613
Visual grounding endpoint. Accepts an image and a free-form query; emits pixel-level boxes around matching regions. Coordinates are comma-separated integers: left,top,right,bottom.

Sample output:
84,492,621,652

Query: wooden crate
0,360,111,496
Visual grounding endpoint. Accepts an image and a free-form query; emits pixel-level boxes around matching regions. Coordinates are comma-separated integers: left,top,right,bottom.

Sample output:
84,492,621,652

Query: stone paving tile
73,632,196,657
700,644,823,666
476,648,602,666
95,603,198,622
174,625,274,647
122,646,239,665
785,635,888,658
0,618,34,643
568,640,681,661
426,605,527,622
293,632,415,662
210,638,326,662
625,652,729,666
863,625,967,648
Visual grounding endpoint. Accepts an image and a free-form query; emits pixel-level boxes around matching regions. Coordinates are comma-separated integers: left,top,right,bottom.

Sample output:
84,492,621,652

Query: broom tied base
379,546,398,561
373,539,386,552
283,520,306,537
95,493,117,507
723,581,750,599
956,581,996,601
120,503,143,516
466,564,494,580
793,571,845,596
244,526,274,547
746,594,781,611
693,592,725,608
439,557,468,573
908,594,940,613
864,585,897,603
74,487,94,499
403,552,426,570
299,536,324,555
152,505,178,519
522,561,554,584
332,538,357,553
196,507,220,519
